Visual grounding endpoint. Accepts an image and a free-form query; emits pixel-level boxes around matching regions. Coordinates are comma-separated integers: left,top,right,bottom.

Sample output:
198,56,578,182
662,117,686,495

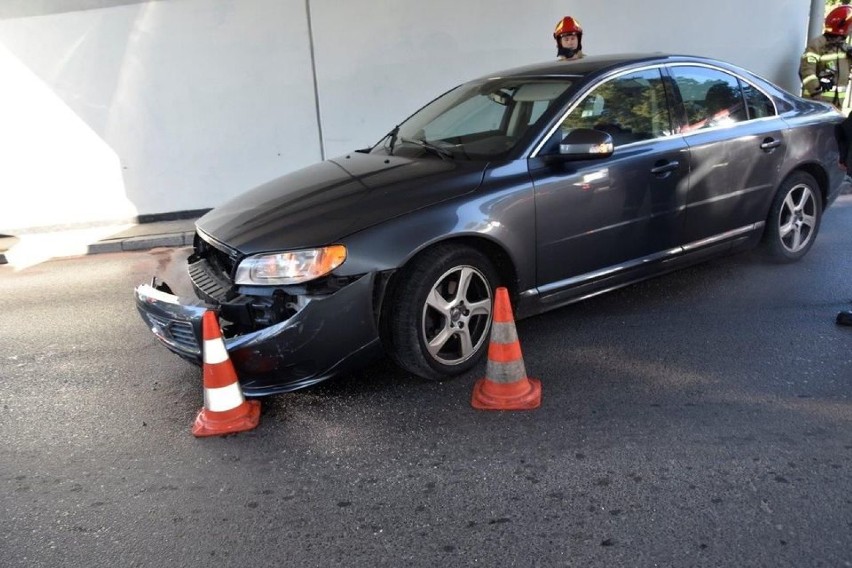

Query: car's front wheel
762,172,822,262
386,244,498,381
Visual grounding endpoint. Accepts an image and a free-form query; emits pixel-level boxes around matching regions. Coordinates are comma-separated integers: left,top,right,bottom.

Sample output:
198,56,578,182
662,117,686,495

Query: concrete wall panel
0,0,816,231
312,0,810,159
0,0,319,230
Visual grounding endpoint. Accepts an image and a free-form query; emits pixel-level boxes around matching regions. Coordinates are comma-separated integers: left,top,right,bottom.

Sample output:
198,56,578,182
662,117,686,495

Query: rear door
667,64,787,245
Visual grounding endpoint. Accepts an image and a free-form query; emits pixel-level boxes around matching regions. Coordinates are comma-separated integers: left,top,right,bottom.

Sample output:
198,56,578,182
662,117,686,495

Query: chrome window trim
678,113,782,138
529,61,779,158
664,61,780,118
530,63,668,158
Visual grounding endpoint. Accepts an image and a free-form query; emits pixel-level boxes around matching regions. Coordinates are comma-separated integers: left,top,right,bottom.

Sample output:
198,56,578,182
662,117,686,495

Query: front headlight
234,245,347,285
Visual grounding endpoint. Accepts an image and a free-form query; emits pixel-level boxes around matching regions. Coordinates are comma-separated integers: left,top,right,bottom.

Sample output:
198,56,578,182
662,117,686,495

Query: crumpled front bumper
134,273,382,396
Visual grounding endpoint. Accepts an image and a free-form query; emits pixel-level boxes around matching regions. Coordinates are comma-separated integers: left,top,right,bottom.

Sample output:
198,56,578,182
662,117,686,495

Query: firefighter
800,5,852,111
553,16,585,61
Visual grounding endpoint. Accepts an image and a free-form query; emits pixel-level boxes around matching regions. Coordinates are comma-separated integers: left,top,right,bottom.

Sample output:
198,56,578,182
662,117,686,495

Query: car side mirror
559,128,614,159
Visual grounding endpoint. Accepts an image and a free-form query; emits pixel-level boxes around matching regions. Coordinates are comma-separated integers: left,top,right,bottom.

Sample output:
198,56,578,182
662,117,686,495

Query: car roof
478,53,734,81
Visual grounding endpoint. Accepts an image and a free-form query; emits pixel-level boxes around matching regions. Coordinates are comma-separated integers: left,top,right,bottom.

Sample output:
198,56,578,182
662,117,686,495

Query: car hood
196,153,487,253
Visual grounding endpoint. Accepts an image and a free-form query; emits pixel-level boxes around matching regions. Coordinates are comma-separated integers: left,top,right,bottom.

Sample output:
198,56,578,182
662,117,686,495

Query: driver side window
554,68,671,148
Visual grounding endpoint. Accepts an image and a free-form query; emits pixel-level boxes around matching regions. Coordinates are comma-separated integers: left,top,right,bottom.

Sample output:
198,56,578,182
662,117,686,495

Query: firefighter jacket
800,34,851,109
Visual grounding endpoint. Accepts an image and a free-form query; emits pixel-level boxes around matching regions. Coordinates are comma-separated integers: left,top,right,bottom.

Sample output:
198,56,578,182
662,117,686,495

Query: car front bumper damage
134,272,382,396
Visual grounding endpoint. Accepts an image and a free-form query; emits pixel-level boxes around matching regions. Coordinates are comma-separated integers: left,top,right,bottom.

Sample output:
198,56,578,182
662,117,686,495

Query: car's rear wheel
762,172,822,262
386,244,498,381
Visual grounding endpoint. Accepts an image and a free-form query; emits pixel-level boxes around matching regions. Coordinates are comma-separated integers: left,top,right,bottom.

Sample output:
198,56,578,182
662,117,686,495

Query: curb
87,231,196,254
0,230,195,266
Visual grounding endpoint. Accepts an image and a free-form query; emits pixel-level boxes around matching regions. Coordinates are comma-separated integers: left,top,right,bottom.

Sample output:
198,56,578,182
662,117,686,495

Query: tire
386,244,498,381
762,172,822,263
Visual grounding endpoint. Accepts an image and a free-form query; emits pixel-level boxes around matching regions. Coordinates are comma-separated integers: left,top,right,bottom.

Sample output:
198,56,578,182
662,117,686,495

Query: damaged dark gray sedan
135,53,846,396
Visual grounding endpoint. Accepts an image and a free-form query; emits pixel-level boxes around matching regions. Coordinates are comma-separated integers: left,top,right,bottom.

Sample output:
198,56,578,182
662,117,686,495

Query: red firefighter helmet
825,5,852,36
553,16,583,41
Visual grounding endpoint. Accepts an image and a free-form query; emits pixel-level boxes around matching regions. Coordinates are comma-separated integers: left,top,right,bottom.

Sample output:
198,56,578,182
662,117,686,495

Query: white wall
0,0,812,232
312,0,811,158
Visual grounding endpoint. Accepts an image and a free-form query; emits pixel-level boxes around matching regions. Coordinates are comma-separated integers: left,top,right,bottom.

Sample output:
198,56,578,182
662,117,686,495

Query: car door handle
760,138,782,151
650,160,680,175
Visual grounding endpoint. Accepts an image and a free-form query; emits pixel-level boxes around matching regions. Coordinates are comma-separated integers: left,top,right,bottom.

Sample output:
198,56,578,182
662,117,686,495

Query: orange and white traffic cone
471,287,541,410
192,310,261,437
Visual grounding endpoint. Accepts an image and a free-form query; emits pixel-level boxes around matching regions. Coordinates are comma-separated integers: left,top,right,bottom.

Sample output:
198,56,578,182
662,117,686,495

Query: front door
529,68,690,291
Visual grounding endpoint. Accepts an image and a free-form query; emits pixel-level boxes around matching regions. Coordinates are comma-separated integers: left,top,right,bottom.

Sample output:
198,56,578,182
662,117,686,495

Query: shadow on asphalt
268,250,761,407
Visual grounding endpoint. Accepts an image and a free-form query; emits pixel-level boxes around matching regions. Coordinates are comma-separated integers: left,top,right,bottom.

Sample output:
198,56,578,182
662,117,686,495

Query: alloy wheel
420,265,492,366
777,183,817,254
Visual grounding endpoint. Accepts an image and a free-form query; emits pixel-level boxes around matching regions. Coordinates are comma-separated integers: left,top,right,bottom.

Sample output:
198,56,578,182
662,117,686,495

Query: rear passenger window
669,66,747,132
742,82,776,119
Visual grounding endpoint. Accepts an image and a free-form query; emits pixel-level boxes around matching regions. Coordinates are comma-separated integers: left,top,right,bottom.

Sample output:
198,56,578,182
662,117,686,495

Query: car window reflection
669,67,753,132
556,68,671,147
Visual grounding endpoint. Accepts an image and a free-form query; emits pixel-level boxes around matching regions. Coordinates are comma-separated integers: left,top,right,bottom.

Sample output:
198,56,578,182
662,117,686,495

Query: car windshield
373,78,574,161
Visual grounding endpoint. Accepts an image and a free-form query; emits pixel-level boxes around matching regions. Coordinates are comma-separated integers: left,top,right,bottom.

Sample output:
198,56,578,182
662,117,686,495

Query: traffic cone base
192,310,261,437
471,377,542,410
192,399,261,437
471,286,542,411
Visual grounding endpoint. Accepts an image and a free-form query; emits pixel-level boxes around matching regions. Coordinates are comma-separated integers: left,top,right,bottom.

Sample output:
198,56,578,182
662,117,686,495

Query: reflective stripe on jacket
799,34,851,107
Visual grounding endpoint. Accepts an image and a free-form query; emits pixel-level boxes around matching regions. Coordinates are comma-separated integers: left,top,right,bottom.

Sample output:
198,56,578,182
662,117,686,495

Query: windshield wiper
398,137,454,160
386,125,401,154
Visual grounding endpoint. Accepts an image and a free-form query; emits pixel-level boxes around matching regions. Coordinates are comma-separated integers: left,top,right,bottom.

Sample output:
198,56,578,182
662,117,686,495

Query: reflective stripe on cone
204,382,247,413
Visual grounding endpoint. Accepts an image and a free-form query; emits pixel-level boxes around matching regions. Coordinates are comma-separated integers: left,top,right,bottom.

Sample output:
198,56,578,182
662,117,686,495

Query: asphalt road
2,199,852,567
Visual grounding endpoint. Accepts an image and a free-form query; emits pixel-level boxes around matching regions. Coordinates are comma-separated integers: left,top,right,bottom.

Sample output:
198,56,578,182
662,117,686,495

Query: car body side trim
681,222,763,252
522,222,762,299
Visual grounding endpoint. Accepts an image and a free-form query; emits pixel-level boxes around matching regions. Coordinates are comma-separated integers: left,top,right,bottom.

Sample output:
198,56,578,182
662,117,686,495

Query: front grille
190,230,241,303
146,313,199,353
189,258,234,303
